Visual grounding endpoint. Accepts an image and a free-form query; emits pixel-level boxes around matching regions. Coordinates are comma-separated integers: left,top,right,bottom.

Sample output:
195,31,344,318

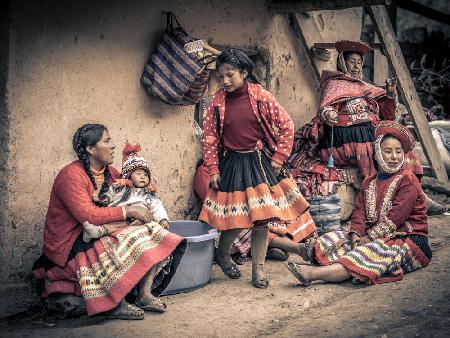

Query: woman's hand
386,77,397,97
271,160,283,176
359,235,371,246
159,219,170,229
350,233,361,249
125,206,153,223
323,110,338,126
210,174,221,190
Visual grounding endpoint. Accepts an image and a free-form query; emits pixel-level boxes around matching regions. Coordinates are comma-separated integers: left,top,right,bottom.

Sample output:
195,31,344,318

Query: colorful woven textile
314,230,431,284
33,223,186,316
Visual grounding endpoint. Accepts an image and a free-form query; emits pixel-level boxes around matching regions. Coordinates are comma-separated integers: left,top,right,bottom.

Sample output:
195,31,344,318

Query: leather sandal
286,262,311,287
266,248,289,261
135,298,167,313
101,302,144,320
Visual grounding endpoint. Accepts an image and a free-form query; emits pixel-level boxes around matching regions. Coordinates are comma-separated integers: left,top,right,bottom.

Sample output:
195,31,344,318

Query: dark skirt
33,223,186,316
199,150,309,230
319,123,376,178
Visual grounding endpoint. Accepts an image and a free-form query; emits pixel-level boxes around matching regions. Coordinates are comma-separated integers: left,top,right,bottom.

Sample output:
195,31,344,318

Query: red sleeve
349,189,367,237
56,168,125,225
378,96,396,120
201,98,221,176
264,93,295,164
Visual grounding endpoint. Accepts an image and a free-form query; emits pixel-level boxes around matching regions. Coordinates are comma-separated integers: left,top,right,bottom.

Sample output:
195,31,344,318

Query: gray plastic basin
161,221,218,296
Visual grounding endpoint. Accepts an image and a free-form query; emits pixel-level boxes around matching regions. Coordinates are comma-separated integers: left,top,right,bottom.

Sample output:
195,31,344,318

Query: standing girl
199,49,310,288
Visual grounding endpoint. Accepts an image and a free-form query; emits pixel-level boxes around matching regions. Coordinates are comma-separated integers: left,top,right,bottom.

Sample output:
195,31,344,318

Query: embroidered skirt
199,150,309,231
232,211,317,258
314,230,432,284
33,223,186,316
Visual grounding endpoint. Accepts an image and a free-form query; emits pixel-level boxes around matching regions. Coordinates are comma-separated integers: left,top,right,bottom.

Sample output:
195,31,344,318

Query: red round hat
375,121,416,153
335,40,370,56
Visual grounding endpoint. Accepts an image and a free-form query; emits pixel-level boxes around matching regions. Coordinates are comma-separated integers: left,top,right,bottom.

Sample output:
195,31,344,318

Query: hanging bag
141,12,215,105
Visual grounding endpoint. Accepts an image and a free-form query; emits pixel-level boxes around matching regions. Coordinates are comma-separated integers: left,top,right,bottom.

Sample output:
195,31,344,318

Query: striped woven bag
141,12,213,105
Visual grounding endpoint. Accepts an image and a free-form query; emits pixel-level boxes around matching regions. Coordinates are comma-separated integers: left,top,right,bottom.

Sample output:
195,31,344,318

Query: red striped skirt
33,223,186,316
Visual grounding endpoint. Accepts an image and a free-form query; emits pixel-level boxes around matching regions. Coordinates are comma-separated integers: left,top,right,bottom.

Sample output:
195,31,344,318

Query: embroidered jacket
106,184,169,223
349,168,428,240
202,82,295,175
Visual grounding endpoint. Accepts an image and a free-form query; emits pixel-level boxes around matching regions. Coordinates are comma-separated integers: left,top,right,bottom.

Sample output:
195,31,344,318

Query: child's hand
129,219,145,227
159,219,170,229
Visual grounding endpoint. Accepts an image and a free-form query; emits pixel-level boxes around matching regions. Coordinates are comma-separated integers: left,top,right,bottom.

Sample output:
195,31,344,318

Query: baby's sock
82,221,108,242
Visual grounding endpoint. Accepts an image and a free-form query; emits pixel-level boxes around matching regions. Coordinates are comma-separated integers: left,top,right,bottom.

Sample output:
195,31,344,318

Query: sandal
231,252,247,265
252,265,269,289
286,262,311,287
266,248,289,261
304,238,317,262
101,301,144,320
217,254,241,279
252,275,269,289
135,298,167,313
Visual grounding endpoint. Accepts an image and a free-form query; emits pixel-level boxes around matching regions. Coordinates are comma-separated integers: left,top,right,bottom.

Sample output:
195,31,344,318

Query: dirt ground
1,197,450,338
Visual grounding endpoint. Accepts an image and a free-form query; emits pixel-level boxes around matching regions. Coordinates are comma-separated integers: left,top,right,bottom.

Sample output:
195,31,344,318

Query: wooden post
367,5,448,183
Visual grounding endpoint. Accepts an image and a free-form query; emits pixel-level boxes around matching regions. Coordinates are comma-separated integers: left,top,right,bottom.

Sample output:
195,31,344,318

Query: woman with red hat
286,121,432,286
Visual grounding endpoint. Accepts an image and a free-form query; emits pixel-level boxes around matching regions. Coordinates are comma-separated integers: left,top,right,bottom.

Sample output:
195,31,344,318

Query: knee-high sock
251,224,269,267
217,228,242,260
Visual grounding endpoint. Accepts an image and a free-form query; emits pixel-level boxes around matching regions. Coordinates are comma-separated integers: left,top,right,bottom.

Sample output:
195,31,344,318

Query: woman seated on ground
33,124,186,319
286,121,432,286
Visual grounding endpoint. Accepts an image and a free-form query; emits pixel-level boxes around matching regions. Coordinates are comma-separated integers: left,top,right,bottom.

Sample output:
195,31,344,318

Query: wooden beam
396,0,450,26
313,42,382,50
269,0,387,13
288,13,321,94
367,5,448,183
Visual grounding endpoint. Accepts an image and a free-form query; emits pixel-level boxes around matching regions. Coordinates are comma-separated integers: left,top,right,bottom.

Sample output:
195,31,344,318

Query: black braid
72,124,110,206
97,166,111,206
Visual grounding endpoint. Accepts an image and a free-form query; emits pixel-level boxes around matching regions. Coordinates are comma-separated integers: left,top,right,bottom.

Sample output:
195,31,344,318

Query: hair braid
72,124,109,205
97,166,111,206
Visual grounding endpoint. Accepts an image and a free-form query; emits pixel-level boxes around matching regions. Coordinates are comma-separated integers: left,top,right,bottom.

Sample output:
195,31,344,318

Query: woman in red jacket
199,49,311,288
33,124,186,319
287,121,432,286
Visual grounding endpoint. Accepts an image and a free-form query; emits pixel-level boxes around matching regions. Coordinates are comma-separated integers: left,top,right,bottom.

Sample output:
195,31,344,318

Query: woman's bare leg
136,266,167,312
269,236,307,260
303,263,351,282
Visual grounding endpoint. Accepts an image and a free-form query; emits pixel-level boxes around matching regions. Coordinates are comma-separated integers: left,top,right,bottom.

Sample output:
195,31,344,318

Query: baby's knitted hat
121,143,151,180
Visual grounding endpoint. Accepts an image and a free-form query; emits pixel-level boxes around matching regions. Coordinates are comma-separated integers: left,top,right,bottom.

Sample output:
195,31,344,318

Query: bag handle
163,11,188,35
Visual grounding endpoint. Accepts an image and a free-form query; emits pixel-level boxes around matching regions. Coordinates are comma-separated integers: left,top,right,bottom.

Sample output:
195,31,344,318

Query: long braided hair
72,124,111,206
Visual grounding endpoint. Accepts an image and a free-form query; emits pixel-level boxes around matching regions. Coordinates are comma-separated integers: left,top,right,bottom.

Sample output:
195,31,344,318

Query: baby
83,143,169,242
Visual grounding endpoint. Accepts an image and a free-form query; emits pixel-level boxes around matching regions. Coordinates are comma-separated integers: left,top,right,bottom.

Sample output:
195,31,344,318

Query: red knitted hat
121,143,151,180
335,40,370,56
375,121,416,153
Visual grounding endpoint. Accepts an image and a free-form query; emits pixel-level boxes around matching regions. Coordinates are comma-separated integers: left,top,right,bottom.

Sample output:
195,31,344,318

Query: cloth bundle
306,194,341,235
141,12,218,105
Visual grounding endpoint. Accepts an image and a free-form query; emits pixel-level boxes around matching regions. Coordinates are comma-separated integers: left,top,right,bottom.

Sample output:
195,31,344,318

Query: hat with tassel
121,143,151,180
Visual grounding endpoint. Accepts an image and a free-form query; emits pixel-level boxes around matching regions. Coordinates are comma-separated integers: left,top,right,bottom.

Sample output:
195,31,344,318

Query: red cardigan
43,160,124,266
202,82,295,175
